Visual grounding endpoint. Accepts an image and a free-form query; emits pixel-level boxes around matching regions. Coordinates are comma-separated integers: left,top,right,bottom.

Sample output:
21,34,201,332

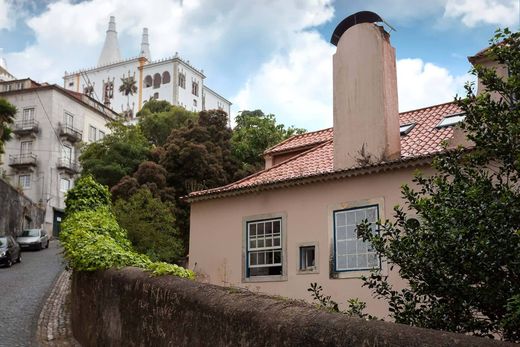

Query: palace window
144,75,153,88
333,205,379,272
192,81,199,96
153,73,161,89
178,72,186,89
19,174,31,189
162,71,171,84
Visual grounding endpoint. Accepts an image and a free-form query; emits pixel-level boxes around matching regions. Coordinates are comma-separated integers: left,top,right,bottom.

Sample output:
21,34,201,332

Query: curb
36,270,81,346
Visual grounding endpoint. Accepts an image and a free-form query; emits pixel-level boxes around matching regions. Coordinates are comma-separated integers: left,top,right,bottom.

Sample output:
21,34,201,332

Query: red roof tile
189,101,462,200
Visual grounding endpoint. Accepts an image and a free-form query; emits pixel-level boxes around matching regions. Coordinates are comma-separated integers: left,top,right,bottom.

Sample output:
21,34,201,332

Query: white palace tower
63,17,231,118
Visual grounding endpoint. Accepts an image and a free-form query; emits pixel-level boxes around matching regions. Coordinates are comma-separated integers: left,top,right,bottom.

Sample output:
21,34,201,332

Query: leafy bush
65,175,111,214
61,177,193,279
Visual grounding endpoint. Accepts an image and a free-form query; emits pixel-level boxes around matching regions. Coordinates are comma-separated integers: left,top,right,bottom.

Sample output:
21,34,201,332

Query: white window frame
62,145,72,164
333,205,380,272
242,212,287,282
60,177,70,193
64,112,74,128
20,141,32,155
19,174,31,189
88,125,97,142
297,241,319,274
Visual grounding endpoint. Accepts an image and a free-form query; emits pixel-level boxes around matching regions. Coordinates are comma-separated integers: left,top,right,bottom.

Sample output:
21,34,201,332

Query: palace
63,17,231,118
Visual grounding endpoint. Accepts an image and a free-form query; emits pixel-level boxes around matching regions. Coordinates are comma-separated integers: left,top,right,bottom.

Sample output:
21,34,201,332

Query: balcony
12,120,39,137
56,158,80,174
9,154,37,169
59,123,83,143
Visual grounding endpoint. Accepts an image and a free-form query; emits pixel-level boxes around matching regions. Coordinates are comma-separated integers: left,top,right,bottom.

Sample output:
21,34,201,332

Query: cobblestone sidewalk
36,270,81,347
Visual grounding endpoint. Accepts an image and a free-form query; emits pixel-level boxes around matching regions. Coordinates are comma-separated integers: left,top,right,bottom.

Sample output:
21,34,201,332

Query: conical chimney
331,11,400,170
139,28,151,61
98,16,122,66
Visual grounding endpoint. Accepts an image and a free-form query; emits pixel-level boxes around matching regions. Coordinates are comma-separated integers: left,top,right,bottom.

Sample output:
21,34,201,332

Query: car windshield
21,229,40,237
0,237,6,246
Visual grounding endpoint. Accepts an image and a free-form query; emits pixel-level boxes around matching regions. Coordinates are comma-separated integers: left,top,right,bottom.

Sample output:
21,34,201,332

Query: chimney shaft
98,16,122,66
140,28,151,61
332,20,400,170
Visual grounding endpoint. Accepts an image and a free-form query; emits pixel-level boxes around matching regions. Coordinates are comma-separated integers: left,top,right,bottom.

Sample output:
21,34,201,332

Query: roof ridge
192,140,333,197
399,100,457,115
264,127,333,154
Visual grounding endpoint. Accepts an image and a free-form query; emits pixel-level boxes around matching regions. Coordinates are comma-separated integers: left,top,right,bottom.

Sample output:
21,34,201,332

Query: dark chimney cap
330,11,385,46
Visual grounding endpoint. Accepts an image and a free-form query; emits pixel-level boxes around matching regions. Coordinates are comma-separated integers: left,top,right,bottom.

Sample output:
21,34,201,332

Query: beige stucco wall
189,164,434,317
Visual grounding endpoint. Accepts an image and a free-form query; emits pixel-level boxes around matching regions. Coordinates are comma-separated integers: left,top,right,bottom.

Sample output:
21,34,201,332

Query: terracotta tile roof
264,128,333,155
189,101,462,200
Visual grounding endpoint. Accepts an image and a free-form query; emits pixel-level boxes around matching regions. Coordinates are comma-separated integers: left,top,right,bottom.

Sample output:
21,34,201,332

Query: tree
79,122,150,188
113,188,184,264
159,109,236,244
0,98,16,156
231,110,305,177
358,29,520,341
119,75,138,118
138,100,198,146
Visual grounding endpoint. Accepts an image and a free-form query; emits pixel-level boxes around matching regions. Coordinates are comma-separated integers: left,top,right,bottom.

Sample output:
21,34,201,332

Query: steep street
0,241,63,346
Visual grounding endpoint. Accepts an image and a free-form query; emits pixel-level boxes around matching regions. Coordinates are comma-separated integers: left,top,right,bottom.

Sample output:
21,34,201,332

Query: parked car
0,235,21,267
17,229,49,250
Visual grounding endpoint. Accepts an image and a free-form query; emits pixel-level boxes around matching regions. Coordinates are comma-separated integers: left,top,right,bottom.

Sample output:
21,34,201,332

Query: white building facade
0,79,117,235
63,17,231,118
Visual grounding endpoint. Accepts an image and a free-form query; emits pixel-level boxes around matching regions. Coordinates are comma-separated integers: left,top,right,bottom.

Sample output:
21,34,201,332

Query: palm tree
0,98,16,155
119,73,137,119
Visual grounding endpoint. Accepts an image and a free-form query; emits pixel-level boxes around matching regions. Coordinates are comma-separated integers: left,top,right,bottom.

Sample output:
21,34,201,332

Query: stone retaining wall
0,177,45,236
70,267,517,347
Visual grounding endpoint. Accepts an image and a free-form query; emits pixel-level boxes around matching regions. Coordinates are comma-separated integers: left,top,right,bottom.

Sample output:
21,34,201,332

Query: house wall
189,164,434,318
1,88,113,232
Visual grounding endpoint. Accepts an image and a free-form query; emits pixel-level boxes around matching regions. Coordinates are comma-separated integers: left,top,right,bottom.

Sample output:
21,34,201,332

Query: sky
0,0,519,131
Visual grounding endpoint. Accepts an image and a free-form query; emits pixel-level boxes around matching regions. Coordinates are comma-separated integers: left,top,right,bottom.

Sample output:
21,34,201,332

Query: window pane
249,240,256,249
337,240,347,255
347,255,357,268
249,224,256,236
266,251,273,264
257,252,265,265
357,240,367,253
273,237,280,247
346,240,357,254
337,255,347,269
265,222,272,236
273,250,281,264
336,226,347,240
250,253,257,266
368,253,378,267
265,238,272,247
366,207,377,222
273,220,280,233
355,210,365,223
257,223,264,235
336,212,346,226
346,225,356,239
257,239,264,248
357,254,368,268
346,211,355,224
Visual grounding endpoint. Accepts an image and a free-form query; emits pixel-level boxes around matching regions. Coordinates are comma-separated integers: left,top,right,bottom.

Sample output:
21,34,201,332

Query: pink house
187,12,487,316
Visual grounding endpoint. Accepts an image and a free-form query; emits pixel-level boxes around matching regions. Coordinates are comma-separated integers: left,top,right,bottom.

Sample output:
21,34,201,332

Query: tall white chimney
331,12,400,170
98,16,122,66
139,28,151,61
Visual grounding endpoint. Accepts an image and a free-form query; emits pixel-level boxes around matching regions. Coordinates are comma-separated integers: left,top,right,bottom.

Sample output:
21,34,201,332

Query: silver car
17,229,49,250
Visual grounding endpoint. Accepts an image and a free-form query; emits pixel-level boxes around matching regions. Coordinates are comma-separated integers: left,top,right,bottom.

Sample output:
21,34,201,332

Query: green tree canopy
0,98,16,155
358,29,520,342
113,188,184,264
79,122,150,187
231,110,305,176
138,100,198,146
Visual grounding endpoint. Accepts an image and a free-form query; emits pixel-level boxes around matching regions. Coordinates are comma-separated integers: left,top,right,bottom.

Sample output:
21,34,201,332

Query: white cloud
396,58,471,112
444,0,520,27
232,31,335,130
0,0,13,30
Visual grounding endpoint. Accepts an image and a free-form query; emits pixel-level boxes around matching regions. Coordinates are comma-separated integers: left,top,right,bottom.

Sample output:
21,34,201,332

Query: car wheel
6,258,12,267
16,253,21,263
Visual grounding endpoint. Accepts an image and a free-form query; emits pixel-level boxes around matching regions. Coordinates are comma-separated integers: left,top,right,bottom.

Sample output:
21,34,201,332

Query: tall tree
358,29,520,342
0,98,16,156
231,110,305,177
79,122,150,187
138,100,197,146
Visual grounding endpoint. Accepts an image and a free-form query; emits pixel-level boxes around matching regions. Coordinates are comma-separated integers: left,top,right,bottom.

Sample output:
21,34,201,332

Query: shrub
65,175,111,214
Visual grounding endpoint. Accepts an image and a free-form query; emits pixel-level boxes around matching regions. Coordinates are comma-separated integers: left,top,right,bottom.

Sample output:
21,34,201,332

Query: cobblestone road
0,240,64,347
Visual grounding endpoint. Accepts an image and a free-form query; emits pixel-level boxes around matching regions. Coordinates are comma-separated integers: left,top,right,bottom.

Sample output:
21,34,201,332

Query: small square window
19,175,31,189
299,246,315,271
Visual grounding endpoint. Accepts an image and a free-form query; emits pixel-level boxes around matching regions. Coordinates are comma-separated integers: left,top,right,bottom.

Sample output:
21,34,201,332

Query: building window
20,141,32,156
333,205,379,272
193,99,197,107
153,92,159,100
144,75,152,88
19,174,31,189
60,178,70,192
246,218,282,277
178,72,186,89
299,246,316,271
62,145,72,164
153,73,161,89
437,113,466,128
22,108,35,122
98,130,105,140
191,81,199,96
63,112,74,127
162,71,171,84
88,125,97,142
68,81,74,87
